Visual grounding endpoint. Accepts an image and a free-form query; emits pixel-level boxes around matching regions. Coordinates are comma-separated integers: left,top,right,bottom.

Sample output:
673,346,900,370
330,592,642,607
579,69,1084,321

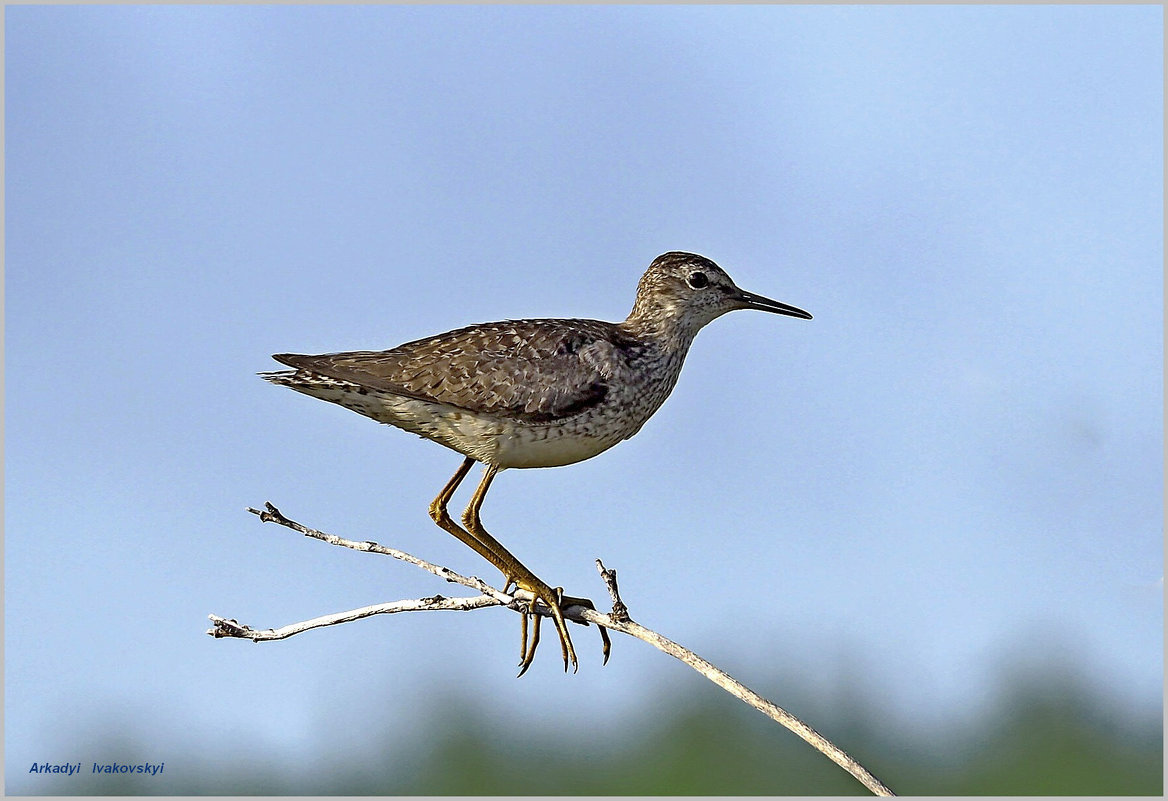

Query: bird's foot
513,583,611,677
560,593,611,668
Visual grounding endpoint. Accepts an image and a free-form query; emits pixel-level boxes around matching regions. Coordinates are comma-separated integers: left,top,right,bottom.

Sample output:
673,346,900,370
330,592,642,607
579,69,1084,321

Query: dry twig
208,502,894,797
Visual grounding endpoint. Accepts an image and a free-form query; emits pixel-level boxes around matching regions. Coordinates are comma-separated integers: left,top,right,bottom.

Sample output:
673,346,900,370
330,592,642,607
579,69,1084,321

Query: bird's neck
619,304,705,357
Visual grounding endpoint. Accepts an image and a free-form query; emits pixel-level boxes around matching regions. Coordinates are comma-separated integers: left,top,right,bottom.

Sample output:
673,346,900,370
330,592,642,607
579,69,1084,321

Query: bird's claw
513,584,610,676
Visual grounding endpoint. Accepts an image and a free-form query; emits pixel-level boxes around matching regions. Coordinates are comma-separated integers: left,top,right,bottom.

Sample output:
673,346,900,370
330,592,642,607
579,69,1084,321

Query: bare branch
244,503,514,604
595,559,630,622
572,573,893,796
208,594,502,641
210,502,894,797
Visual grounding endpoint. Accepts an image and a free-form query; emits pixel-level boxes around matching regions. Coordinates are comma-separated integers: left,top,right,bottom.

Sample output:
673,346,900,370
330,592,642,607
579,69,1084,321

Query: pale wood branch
208,594,501,641
208,502,894,797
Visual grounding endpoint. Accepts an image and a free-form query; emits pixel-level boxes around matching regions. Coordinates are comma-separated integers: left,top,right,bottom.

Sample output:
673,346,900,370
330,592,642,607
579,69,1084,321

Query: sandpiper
263,251,811,675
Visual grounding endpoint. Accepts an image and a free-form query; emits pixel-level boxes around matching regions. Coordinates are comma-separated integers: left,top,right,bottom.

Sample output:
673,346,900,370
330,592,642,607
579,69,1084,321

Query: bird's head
625,251,811,339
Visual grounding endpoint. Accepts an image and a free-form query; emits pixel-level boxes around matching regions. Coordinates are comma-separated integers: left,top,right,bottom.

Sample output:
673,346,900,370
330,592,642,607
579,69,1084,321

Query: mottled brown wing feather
273,319,635,424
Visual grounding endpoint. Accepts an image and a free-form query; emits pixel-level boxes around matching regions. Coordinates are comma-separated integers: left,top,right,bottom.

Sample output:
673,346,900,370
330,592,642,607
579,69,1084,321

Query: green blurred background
24,644,1164,795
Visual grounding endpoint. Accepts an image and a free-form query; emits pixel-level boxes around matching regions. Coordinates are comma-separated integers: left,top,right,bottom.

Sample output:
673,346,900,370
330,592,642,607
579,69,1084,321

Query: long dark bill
734,288,813,320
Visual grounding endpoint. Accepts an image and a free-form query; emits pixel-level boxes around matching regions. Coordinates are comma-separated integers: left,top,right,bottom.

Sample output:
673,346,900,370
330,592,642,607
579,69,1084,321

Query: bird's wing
273,319,640,424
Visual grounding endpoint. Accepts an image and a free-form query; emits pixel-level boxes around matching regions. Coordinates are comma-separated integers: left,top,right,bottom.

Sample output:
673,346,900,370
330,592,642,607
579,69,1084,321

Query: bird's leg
428,458,608,675
459,463,578,675
429,457,518,587
427,456,475,542
426,458,558,671
463,466,610,672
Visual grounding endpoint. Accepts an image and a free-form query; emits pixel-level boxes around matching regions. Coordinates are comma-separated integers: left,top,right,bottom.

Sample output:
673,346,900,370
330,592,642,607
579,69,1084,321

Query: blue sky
5,4,1162,791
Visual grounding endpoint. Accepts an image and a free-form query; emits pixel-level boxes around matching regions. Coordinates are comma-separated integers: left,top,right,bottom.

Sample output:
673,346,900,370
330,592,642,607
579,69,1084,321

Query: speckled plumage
263,252,811,470
262,251,811,675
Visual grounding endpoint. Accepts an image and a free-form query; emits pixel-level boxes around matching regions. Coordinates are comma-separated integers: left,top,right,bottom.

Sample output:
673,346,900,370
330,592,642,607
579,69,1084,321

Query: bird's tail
258,369,297,386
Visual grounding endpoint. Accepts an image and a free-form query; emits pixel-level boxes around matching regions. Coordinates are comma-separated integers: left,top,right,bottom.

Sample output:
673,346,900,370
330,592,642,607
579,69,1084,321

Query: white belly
493,423,622,468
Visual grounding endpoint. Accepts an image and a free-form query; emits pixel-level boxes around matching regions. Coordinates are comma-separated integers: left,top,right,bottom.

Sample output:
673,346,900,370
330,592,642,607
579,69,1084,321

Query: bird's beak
733,288,813,320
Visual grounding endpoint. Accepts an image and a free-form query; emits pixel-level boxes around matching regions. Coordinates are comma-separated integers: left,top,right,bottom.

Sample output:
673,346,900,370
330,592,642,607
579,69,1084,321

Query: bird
262,251,811,675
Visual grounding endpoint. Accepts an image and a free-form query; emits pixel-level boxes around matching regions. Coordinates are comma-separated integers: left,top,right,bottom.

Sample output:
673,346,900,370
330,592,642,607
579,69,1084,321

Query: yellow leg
428,457,514,580
460,463,578,675
427,458,610,675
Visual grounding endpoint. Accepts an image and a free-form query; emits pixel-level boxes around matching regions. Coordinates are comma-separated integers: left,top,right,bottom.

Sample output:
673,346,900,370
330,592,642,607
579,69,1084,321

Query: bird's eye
687,272,709,289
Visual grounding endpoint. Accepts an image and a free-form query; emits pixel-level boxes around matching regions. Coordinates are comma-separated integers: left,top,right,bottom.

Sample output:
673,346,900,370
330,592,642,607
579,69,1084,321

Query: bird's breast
494,350,686,469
